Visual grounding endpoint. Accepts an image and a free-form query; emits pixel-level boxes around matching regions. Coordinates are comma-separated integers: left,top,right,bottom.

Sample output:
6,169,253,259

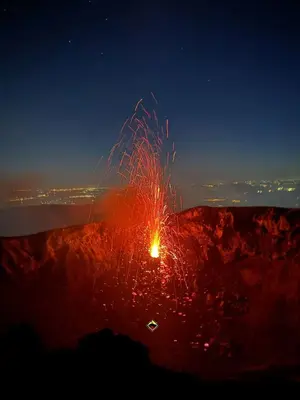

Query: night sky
1,0,300,189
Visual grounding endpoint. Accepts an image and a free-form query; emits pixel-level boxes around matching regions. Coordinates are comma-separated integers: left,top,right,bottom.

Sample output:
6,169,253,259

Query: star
105,17,108,21
100,52,104,56
68,40,72,44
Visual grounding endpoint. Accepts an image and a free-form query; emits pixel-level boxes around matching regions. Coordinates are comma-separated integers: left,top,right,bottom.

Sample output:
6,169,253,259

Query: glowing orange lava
150,230,160,258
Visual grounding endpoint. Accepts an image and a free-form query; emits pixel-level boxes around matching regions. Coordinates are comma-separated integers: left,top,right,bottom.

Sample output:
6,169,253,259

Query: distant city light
4,179,300,209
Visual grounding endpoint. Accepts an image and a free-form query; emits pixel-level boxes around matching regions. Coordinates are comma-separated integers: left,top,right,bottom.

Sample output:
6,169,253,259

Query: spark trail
106,96,187,291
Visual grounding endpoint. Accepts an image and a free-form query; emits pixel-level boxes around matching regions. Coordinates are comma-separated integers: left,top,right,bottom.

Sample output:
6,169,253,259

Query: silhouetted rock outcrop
0,325,205,389
1,324,299,389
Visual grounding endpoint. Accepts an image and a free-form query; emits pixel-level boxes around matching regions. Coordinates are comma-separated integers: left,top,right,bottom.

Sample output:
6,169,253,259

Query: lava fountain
107,95,179,267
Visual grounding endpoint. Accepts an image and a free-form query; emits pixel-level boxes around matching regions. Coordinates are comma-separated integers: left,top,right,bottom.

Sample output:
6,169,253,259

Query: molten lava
150,230,160,258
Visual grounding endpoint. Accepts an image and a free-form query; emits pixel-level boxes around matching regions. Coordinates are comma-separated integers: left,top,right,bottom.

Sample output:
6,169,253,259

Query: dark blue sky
1,0,300,188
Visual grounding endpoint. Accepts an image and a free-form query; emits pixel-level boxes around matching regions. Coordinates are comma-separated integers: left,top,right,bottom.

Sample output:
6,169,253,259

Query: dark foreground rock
1,324,299,390
0,206,300,378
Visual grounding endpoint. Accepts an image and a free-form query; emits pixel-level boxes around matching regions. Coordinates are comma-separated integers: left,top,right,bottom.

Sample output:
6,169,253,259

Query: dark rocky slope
1,206,300,378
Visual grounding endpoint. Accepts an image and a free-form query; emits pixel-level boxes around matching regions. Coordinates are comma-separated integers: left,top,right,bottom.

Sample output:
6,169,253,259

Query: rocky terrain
1,206,300,377
1,206,299,273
